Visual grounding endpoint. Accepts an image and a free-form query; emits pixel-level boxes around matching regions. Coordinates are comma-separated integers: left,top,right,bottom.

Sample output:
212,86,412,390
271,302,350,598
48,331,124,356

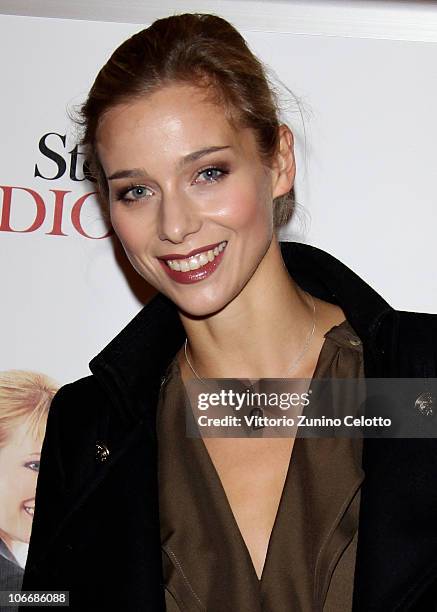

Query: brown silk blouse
157,320,365,611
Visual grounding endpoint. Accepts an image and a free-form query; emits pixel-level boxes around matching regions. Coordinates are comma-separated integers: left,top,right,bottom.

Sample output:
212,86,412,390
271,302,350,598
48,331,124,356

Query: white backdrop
1,11,436,384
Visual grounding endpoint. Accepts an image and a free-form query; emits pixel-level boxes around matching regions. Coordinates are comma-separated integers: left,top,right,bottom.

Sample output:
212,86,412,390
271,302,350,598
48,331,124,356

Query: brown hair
80,13,295,228
0,370,59,447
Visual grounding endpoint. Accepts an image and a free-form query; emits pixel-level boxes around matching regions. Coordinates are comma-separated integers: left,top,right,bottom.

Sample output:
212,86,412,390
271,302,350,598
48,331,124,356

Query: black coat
21,242,437,611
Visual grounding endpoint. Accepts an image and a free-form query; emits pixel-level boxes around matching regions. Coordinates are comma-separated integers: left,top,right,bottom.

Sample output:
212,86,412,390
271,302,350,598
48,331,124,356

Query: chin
174,294,229,319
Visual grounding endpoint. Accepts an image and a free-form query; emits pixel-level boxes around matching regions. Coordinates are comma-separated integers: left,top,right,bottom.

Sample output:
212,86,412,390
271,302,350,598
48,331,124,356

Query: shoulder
51,374,103,401
47,375,106,426
380,308,437,344
372,309,437,377
44,376,106,449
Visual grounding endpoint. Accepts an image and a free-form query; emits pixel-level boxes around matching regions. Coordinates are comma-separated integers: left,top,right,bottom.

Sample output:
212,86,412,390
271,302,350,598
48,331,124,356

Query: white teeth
166,241,227,272
189,258,200,270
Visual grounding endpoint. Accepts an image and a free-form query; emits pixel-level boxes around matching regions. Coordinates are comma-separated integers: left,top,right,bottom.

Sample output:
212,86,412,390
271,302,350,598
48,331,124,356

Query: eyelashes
115,164,230,204
194,165,230,184
116,185,151,203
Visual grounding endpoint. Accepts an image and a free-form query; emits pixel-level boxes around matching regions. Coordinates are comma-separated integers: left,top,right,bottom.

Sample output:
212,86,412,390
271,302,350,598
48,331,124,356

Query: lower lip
159,246,227,284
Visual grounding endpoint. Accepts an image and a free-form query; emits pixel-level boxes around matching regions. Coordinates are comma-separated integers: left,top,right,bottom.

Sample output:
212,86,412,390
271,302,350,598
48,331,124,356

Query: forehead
2,418,43,452
96,83,259,170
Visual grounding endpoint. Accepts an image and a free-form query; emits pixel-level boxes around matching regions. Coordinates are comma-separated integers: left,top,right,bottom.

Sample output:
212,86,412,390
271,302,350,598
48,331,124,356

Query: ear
271,124,296,199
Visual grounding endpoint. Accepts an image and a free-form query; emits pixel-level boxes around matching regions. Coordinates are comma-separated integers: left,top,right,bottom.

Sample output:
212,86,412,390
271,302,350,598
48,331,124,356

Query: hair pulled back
80,13,294,228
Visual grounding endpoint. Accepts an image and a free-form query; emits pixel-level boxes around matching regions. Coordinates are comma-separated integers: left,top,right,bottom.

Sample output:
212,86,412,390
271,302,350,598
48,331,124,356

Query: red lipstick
158,242,227,284
159,241,223,261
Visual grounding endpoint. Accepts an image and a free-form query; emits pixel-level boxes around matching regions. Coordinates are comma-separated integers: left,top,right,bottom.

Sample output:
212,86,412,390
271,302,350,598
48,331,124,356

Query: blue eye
127,186,151,200
117,184,153,203
195,166,229,184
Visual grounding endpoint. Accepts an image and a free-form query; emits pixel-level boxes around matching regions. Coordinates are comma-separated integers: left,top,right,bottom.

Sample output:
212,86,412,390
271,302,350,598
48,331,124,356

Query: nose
157,190,202,243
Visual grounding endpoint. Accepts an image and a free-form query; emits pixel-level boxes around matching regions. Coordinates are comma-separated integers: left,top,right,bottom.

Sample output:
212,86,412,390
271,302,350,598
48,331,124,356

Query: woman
21,14,437,612
0,370,57,591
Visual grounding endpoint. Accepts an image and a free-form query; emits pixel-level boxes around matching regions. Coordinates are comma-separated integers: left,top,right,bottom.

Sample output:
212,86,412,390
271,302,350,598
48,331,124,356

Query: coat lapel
91,241,437,609
89,241,392,429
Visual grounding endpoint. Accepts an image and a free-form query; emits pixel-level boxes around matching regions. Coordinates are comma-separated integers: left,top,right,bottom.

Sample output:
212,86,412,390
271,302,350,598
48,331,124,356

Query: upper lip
158,241,226,261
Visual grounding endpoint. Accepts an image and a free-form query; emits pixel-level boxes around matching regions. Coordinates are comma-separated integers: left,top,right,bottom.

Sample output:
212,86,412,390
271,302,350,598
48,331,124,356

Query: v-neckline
171,320,349,585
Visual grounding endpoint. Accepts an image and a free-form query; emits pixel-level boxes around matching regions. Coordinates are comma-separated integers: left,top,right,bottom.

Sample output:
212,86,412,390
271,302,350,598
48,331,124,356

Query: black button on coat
20,242,437,611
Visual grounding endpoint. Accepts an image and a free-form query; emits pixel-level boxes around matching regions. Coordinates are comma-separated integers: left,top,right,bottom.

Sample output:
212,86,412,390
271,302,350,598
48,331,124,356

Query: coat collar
86,241,435,610
89,241,392,426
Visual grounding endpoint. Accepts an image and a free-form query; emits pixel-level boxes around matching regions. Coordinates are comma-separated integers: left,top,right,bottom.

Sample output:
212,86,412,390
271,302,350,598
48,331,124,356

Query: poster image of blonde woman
0,371,58,591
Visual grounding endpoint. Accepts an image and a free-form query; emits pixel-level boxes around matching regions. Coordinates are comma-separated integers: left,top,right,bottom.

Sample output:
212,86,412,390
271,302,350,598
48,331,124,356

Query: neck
178,238,324,379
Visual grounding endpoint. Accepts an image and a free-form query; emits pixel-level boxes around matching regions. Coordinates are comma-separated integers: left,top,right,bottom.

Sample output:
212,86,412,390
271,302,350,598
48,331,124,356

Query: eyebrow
107,145,231,181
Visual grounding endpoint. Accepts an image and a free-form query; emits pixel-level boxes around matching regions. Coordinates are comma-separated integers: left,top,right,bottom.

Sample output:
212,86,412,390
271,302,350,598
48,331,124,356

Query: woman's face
97,83,290,316
0,418,43,544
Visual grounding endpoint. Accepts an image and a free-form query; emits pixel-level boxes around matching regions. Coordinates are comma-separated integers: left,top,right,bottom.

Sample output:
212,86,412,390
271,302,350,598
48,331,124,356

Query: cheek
0,469,21,505
110,207,133,243
221,177,272,230
18,469,38,495
111,208,150,251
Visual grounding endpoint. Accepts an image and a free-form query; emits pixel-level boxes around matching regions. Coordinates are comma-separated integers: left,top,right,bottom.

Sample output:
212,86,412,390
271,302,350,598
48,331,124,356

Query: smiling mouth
164,241,227,272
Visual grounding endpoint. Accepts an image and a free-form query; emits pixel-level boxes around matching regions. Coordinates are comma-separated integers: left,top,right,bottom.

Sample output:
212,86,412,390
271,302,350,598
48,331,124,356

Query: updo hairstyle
80,13,295,228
